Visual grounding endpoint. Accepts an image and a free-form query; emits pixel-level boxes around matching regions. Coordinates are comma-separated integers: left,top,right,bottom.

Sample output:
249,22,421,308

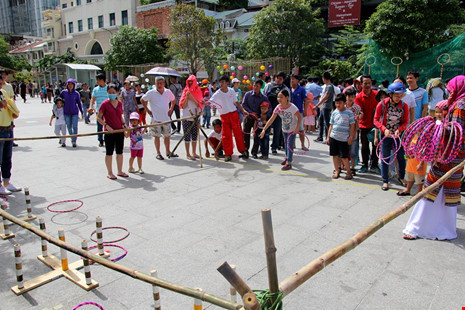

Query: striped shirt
329,109,354,142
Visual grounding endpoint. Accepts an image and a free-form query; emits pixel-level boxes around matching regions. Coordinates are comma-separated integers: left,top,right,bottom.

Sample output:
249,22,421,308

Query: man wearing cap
241,79,271,158
355,75,379,174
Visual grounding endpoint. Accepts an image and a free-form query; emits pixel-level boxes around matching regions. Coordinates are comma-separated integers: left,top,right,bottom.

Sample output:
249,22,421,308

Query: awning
63,63,101,70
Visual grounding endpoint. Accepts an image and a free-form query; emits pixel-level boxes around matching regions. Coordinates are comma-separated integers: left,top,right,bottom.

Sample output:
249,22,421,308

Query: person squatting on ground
60,79,83,148
260,89,301,171
327,94,355,180
97,84,128,180
127,112,144,174
209,75,249,162
141,76,178,160
180,75,202,160
204,119,223,159
49,97,67,147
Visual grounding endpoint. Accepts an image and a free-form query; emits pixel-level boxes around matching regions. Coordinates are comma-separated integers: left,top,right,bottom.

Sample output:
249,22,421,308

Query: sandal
332,169,340,179
167,153,179,158
128,168,136,173
403,234,416,240
397,177,407,187
107,175,117,180
396,191,411,196
381,183,389,191
186,155,196,160
344,173,353,180
117,173,129,178
156,154,164,160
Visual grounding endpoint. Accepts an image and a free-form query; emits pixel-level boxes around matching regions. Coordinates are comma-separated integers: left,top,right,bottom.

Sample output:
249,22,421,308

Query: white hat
232,78,240,83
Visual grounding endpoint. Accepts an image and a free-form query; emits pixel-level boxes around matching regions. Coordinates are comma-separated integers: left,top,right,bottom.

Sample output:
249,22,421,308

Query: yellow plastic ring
365,55,376,66
437,53,451,65
390,57,403,66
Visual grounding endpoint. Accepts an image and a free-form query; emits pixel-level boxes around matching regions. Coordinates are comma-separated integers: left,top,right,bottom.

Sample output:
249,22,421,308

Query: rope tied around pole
254,290,283,310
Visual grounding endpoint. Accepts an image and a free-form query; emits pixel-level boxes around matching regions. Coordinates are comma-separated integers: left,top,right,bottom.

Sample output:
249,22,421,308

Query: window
121,10,128,26
88,17,93,30
63,25,66,36
109,13,115,26
76,0,81,4
87,0,91,2
68,22,73,34
98,15,104,28
78,20,83,32
62,3,67,8
71,1,73,6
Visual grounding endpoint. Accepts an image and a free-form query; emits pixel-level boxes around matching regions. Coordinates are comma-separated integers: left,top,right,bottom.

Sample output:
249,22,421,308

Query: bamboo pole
96,216,104,256
261,209,279,305
14,244,24,289
24,187,32,218
81,239,92,286
194,288,203,310
169,114,200,157
39,218,48,257
230,265,237,303
242,293,260,310
279,158,465,297
0,115,197,141
217,262,252,297
0,209,244,310
151,269,161,310
58,229,68,271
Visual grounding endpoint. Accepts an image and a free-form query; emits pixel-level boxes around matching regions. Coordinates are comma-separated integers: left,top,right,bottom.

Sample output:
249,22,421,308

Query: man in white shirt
141,76,178,160
209,76,249,162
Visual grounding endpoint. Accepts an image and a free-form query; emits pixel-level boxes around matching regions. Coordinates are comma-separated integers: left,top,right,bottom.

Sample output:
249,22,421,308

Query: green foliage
222,38,247,60
35,48,83,71
0,37,31,71
246,0,325,66
13,71,34,83
309,58,360,83
330,25,364,58
10,56,31,71
218,0,248,10
168,4,220,76
365,0,462,56
105,26,165,72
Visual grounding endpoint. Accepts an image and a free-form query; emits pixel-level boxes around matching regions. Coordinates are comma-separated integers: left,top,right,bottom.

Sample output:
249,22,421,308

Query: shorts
150,122,171,138
329,137,349,158
104,132,124,156
130,149,144,158
406,171,425,184
182,120,198,142
304,115,315,126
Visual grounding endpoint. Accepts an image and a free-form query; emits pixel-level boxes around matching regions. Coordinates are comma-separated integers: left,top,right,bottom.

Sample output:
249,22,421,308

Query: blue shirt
305,82,322,105
290,85,307,113
330,109,354,142
242,90,271,117
92,85,108,111
406,87,428,120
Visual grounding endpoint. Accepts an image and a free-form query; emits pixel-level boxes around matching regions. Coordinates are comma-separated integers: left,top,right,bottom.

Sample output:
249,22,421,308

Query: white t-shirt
429,87,445,110
208,130,222,140
181,99,200,118
273,103,299,133
403,92,416,109
142,88,175,122
209,87,238,115
52,105,66,126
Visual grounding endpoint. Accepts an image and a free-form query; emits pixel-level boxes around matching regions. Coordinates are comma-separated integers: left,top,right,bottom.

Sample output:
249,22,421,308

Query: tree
34,48,82,72
223,38,247,60
218,0,248,10
168,4,220,76
246,0,325,66
365,0,463,56
105,26,165,72
330,25,363,58
309,58,359,83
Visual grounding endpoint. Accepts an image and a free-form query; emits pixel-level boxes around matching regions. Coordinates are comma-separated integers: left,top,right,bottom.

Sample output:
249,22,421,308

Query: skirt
403,187,457,240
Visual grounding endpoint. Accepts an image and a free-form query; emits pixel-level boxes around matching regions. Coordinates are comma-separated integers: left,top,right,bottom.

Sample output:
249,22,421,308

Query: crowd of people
8,68,465,241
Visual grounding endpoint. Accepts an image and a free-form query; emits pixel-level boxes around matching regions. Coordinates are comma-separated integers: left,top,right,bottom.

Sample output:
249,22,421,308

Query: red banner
328,0,361,28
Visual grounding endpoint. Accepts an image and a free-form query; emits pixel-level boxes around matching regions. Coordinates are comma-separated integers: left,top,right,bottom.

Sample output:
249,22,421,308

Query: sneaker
224,156,232,162
239,151,249,159
72,143,77,148
259,155,269,160
281,163,292,171
370,166,381,175
61,143,66,147
281,158,287,165
0,186,12,195
6,183,21,192
99,141,104,147
137,169,144,174
13,143,18,147
314,138,323,142
252,154,258,159
358,166,368,173
272,149,278,155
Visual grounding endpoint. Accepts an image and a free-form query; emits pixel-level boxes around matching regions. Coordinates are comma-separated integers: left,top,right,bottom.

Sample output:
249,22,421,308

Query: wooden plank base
0,214,36,238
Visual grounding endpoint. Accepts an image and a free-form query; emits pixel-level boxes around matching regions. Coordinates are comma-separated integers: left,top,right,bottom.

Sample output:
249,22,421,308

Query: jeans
97,121,103,143
0,129,13,182
64,114,79,144
82,104,90,123
271,116,282,151
360,128,378,168
350,133,359,163
253,128,270,156
171,104,181,131
380,136,405,183
283,132,296,164
202,106,211,127
318,108,331,140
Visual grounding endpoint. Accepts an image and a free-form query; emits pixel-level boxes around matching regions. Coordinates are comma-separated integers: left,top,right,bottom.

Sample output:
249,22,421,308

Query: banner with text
328,0,361,28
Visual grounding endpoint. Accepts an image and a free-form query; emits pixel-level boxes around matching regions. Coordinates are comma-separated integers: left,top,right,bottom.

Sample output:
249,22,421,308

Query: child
345,88,361,175
303,92,316,133
49,97,67,147
202,90,211,128
327,93,355,180
260,89,301,170
40,89,45,103
204,119,223,158
252,102,271,160
127,112,144,174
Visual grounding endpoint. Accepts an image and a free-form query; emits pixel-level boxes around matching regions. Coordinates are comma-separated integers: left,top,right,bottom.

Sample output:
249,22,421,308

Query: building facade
42,9,62,55
0,0,60,37
58,0,138,65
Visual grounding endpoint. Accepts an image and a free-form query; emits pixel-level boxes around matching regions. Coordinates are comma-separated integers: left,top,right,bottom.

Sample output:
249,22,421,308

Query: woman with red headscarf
403,75,465,240
180,75,203,160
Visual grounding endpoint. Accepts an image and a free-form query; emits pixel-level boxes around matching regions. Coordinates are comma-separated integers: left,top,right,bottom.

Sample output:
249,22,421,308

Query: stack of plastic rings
402,117,463,164
89,226,130,262
286,132,311,155
73,301,104,310
47,200,83,213
376,135,401,165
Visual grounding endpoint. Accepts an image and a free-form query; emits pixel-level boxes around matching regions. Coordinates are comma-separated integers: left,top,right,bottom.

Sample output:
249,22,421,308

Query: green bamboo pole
0,210,244,310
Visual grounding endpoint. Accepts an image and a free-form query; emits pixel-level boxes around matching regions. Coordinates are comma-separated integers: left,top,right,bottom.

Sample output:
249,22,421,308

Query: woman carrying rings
373,82,410,191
